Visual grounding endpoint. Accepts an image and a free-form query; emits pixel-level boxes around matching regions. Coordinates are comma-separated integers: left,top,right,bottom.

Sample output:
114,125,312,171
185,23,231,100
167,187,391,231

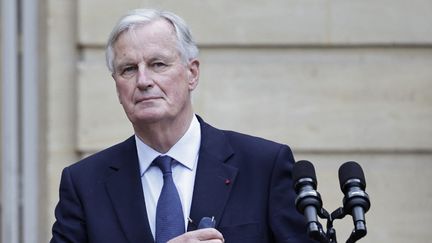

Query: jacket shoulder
66,135,136,174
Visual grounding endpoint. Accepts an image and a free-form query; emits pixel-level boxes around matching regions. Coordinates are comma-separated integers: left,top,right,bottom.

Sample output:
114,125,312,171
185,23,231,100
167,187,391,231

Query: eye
120,65,137,78
151,62,168,71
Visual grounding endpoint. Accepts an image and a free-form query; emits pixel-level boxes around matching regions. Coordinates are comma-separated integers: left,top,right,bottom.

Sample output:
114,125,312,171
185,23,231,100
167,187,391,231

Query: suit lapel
103,118,237,239
104,137,154,243
188,118,238,230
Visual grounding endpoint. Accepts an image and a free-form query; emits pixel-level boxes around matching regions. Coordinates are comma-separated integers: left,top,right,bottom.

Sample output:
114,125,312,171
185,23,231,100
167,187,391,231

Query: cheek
172,83,192,104
116,81,134,104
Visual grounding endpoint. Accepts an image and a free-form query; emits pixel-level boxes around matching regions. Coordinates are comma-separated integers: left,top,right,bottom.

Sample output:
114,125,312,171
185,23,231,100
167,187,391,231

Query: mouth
135,96,162,104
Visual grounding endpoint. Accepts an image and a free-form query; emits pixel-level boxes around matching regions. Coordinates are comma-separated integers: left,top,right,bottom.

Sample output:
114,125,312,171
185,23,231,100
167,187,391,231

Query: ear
112,73,122,104
187,59,200,91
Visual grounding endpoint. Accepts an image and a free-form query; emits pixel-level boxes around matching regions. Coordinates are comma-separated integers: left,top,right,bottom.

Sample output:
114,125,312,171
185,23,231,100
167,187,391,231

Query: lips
135,96,162,104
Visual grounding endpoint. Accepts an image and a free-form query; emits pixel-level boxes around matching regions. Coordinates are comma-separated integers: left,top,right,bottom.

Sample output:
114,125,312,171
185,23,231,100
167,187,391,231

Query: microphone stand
306,204,367,243
330,207,367,243
306,207,337,243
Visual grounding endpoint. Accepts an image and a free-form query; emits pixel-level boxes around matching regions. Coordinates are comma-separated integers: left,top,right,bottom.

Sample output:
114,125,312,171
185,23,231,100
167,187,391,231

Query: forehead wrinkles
114,20,180,64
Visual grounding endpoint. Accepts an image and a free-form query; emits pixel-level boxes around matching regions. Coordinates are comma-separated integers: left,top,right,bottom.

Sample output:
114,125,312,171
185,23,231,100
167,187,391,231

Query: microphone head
338,161,366,191
293,160,317,190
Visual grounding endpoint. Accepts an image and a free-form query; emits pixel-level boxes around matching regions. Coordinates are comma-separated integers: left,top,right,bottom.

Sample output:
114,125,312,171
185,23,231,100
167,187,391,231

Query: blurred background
1,0,432,242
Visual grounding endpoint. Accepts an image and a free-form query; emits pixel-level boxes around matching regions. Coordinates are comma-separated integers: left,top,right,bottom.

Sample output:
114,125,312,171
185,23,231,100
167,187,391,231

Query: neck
133,111,194,154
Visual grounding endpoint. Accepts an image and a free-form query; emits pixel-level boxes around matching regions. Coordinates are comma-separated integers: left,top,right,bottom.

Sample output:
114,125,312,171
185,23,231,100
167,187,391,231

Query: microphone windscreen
338,161,366,190
293,160,317,185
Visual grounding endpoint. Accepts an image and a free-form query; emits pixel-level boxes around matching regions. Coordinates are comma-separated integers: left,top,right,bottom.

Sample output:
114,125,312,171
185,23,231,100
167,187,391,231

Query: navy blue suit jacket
51,117,314,243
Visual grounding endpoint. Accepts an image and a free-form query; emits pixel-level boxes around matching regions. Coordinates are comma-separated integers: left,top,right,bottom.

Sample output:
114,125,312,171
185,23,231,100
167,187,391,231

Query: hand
167,228,224,243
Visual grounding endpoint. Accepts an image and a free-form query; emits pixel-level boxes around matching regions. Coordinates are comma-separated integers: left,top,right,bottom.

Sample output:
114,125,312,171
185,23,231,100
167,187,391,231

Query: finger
194,228,224,241
167,229,224,243
201,240,224,243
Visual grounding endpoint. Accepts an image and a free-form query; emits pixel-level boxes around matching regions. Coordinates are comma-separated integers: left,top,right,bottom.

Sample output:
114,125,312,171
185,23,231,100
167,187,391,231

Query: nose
136,64,153,89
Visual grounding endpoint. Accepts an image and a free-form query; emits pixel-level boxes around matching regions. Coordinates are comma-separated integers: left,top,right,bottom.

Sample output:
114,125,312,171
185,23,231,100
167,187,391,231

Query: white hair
105,8,199,73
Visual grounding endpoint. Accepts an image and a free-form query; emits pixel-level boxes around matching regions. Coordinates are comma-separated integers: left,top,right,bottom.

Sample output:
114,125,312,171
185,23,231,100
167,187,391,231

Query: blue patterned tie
154,156,185,243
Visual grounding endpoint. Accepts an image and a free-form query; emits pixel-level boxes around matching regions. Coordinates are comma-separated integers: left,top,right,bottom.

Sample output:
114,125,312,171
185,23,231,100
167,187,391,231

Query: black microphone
293,160,328,242
338,161,370,243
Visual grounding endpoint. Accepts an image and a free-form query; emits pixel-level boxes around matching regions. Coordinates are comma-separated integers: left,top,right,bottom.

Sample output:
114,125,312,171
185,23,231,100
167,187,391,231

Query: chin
129,111,168,124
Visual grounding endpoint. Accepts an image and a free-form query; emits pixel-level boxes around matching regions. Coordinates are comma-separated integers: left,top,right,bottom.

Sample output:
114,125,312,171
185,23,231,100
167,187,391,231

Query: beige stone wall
46,1,432,242
45,0,79,241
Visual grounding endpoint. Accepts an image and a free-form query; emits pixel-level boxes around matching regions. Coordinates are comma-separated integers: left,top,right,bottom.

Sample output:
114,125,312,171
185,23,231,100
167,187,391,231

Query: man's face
111,19,199,126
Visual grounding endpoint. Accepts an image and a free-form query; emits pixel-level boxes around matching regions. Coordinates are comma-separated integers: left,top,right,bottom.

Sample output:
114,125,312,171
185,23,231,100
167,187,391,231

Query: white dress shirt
135,116,201,239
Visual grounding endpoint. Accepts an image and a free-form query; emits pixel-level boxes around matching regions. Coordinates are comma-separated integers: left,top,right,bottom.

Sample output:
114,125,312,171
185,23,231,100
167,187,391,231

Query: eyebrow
148,56,173,65
114,50,178,70
114,61,135,72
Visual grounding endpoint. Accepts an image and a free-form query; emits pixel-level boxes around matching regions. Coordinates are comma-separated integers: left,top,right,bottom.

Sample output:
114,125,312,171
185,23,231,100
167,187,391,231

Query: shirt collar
135,115,201,176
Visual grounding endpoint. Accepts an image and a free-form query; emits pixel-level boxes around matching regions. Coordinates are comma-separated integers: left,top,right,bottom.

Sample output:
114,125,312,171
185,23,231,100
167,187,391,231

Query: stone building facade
1,0,432,242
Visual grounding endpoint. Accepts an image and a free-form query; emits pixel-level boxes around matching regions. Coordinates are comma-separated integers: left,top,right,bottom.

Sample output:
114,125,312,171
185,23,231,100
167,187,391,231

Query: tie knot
153,155,174,174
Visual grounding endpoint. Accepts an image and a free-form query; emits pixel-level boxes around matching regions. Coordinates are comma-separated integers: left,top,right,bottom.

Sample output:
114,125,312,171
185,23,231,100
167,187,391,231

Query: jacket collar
188,116,238,230
104,116,238,241
104,136,155,243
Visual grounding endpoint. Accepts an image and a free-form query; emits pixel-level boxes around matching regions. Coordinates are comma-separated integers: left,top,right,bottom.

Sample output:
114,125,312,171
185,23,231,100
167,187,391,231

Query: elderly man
51,8,314,243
